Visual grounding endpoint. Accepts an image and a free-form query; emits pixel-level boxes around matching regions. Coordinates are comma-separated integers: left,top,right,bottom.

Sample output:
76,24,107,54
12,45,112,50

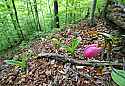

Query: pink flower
83,44,102,59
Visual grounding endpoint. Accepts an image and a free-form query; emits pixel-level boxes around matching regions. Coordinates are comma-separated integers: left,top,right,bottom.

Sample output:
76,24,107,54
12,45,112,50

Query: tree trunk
90,0,97,26
11,0,24,39
47,0,53,30
28,0,37,31
65,0,68,25
54,0,60,28
5,0,21,39
33,0,42,31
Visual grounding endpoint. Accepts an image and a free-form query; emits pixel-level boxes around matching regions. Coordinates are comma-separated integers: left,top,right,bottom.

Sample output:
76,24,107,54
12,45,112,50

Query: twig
38,53,123,66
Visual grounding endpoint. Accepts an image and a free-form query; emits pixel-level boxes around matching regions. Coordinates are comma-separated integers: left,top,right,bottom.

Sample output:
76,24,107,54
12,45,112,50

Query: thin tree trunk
5,0,21,39
90,0,97,26
25,0,34,38
54,0,60,28
70,0,74,23
73,0,76,23
65,0,68,25
47,0,53,30
28,0,37,31
27,1,33,27
11,0,24,39
33,0,42,31
27,0,35,32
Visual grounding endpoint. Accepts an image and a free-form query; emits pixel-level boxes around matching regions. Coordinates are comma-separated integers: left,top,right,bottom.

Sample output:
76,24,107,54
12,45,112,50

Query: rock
107,3,125,29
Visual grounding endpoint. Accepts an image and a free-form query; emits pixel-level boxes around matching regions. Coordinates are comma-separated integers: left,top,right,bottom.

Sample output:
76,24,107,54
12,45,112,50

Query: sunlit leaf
111,68,125,86
71,38,80,49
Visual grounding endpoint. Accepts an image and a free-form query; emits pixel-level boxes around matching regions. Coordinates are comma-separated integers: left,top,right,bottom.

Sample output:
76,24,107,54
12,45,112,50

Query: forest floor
0,18,124,86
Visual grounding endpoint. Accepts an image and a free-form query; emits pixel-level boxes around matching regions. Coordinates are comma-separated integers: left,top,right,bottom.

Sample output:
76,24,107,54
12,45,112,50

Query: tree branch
38,53,123,66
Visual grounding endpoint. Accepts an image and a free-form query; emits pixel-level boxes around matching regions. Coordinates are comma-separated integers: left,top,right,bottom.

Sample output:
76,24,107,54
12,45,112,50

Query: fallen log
37,53,124,66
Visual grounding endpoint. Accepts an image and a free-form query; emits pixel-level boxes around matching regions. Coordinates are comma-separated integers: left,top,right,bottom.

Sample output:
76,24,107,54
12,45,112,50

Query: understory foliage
0,0,106,54
3,24,125,86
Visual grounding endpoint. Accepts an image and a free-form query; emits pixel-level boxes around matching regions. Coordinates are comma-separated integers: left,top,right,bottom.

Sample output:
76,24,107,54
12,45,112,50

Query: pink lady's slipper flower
83,44,102,59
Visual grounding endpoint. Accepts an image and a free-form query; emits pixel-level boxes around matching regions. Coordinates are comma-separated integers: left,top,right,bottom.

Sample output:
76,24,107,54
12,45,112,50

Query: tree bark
54,0,60,28
90,0,97,26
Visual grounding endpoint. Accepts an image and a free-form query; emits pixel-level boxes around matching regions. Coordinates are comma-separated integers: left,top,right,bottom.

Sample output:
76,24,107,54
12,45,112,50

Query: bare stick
38,53,123,66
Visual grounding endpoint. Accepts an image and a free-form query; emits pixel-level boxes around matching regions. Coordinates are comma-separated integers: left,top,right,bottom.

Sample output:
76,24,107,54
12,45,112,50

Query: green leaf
111,68,125,86
4,60,26,68
63,38,80,55
71,38,80,49
67,47,74,54
63,45,73,54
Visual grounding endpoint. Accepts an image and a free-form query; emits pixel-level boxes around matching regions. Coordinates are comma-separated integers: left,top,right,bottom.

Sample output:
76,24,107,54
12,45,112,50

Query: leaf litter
0,18,124,86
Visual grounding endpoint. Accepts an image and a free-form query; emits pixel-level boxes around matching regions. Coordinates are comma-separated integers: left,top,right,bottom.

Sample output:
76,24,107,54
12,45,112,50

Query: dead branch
38,53,123,66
